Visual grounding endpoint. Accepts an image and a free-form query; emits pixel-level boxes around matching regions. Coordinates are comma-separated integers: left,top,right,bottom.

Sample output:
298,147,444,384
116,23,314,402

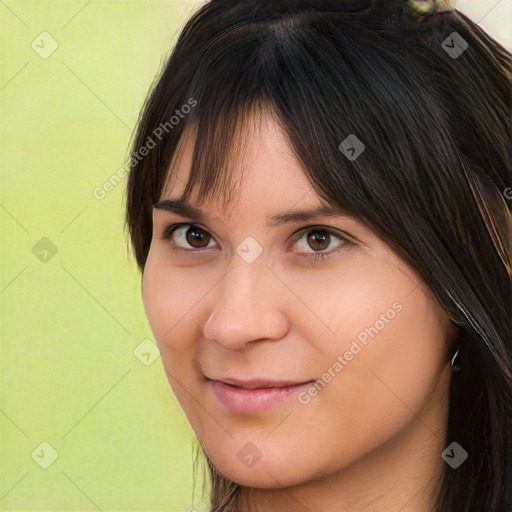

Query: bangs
163,99,278,212
159,12,383,217
158,9,457,234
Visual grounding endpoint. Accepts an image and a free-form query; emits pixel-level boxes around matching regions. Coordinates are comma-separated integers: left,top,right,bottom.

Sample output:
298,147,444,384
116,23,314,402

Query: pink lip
207,379,315,414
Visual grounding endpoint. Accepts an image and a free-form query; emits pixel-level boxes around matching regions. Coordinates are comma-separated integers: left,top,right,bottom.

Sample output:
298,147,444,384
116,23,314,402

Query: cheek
324,291,446,446
141,257,200,391
287,259,450,467
141,251,209,346
142,257,212,434
285,254,416,357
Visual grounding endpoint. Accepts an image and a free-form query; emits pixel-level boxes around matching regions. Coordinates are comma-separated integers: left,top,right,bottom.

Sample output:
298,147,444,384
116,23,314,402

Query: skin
142,109,460,512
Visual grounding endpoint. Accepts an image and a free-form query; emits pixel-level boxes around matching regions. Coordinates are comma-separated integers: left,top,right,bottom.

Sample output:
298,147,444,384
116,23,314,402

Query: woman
125,0,511,510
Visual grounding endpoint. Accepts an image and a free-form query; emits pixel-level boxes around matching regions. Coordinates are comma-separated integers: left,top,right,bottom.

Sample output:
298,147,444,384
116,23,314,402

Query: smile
207,379,316,414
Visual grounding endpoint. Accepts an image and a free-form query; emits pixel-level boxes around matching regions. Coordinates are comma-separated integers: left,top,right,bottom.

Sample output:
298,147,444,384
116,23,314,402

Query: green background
0,1,509,511
1,1,207,510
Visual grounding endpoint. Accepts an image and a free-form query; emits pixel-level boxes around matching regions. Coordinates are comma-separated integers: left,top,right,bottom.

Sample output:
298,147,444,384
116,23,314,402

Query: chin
199,438,327,489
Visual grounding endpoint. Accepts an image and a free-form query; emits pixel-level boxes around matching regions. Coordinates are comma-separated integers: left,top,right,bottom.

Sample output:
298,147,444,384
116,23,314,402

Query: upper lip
206,377,314,389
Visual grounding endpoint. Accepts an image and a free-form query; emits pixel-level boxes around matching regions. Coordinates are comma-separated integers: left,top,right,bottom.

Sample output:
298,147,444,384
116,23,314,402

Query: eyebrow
154,198,349,228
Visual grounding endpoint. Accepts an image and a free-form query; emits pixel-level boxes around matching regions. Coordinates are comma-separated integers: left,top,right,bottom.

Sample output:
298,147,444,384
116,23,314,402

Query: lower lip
208,380,315,414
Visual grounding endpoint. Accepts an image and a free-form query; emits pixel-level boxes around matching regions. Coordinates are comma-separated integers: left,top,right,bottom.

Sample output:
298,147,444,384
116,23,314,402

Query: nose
202,256,290,350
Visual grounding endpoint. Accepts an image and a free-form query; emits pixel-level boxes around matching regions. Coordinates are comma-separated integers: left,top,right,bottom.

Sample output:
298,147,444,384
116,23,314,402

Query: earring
450,345,461,371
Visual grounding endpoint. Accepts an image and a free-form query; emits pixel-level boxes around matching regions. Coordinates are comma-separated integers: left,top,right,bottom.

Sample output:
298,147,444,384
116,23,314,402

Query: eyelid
162,223,218,254
288,225,354,248
160,222,354,258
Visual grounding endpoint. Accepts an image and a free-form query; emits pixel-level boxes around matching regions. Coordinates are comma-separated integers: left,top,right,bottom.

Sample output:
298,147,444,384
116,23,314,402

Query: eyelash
160,223,352,264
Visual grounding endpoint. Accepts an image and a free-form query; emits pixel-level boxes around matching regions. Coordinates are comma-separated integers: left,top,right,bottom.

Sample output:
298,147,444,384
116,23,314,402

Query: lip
207,378,316,414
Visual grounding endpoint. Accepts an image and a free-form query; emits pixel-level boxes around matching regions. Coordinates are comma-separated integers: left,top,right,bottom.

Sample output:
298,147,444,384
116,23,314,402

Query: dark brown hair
125,1,511,510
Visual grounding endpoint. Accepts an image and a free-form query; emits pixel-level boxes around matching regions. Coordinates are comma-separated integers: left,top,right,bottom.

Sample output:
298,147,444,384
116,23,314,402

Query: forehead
159,108,317,218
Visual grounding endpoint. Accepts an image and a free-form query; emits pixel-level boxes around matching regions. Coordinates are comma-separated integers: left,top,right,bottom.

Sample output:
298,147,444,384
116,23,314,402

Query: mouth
206,377,316,414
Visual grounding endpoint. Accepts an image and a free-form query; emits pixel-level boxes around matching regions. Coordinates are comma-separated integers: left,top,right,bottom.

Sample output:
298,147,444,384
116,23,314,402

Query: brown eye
293,227,351,264
306,230,331,251
163,224,216,252
162,223,351,262
184,226,210,248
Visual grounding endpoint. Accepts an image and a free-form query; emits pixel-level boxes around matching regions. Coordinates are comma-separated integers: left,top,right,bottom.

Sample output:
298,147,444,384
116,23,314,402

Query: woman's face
142,111,457,489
